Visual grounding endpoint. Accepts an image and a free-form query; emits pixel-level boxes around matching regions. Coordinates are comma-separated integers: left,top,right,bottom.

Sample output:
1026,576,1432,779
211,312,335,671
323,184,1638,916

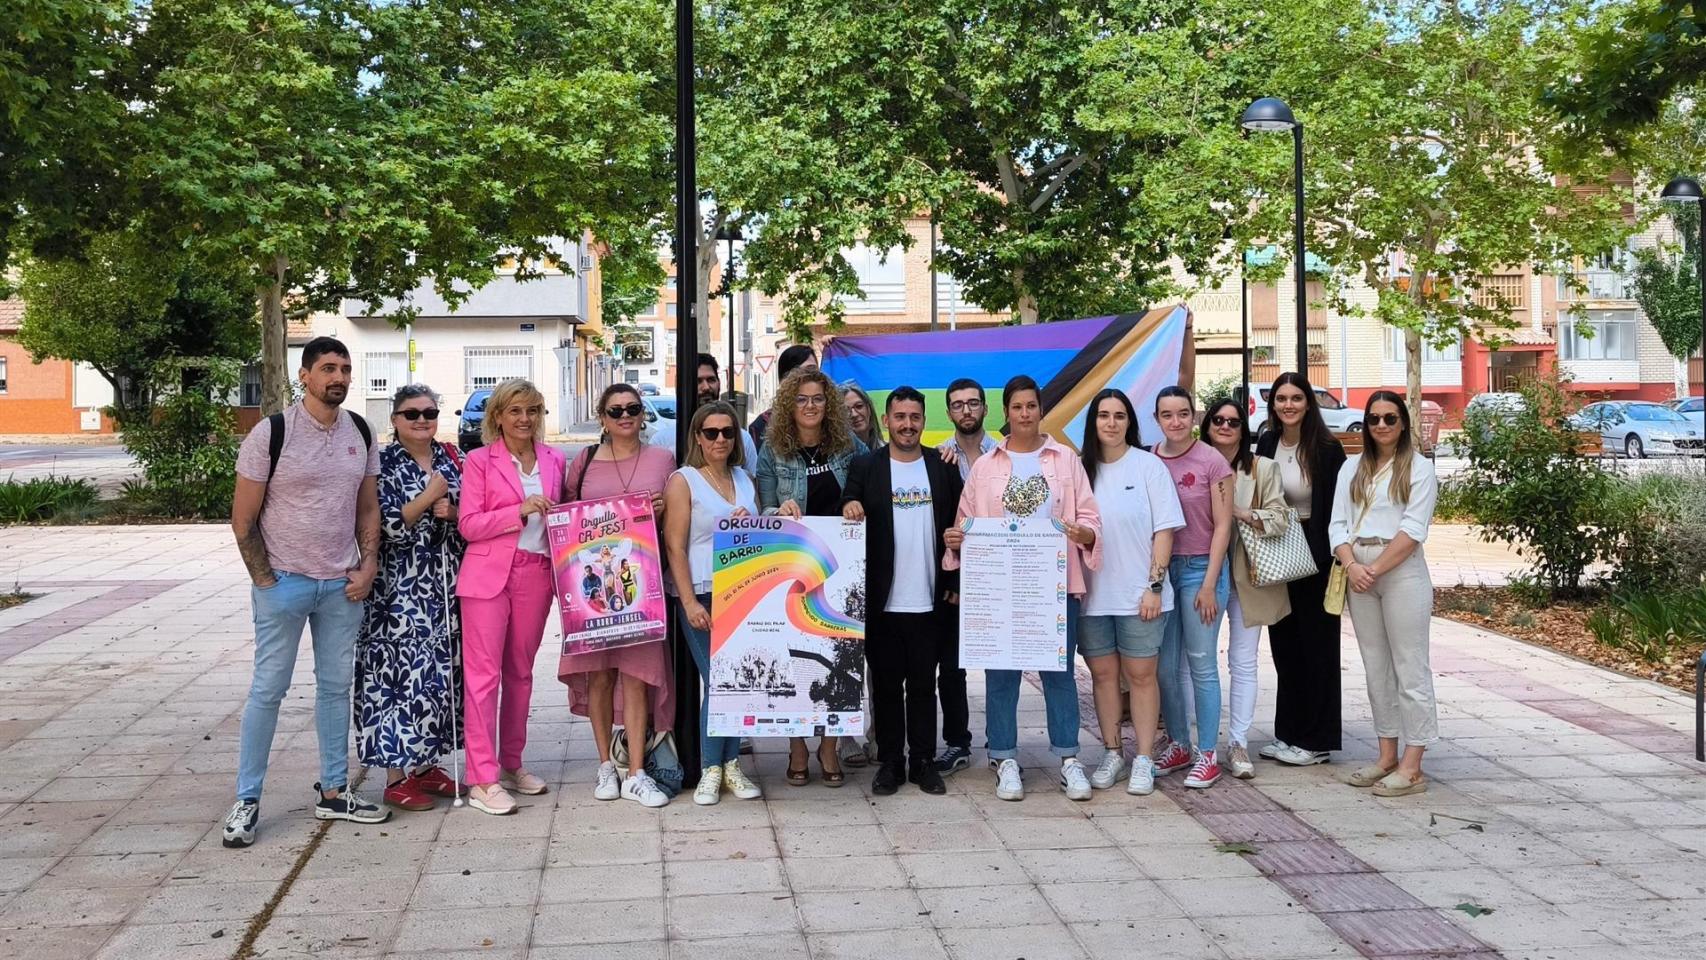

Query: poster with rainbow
706,516,866,739
546,494,668,656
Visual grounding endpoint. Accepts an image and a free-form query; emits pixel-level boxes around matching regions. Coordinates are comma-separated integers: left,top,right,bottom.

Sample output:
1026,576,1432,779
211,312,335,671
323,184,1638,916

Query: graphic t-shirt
1082,448,1187,616
885,455,937,613
1157,440,1232,556
800,445,843,517
1001,449,1057,519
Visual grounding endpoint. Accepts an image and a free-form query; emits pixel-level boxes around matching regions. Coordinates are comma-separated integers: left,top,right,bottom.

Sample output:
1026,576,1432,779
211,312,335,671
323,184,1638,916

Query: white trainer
694,765,723,806
723,762,763,800
1127,755,1156,796
594,760,621,801
621,770,670,808
1090,751,1127,790
1272,743,1330,767
1258,739,1290,760
994,759,1024,801
1060,758,1092,801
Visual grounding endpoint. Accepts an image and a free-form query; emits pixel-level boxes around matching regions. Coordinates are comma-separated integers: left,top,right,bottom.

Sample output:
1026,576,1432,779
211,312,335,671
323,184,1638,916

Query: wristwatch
1148,577,1165,594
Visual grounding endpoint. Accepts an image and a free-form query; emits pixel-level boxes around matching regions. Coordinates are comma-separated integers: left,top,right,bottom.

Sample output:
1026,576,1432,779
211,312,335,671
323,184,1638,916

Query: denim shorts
1077,614,1164,659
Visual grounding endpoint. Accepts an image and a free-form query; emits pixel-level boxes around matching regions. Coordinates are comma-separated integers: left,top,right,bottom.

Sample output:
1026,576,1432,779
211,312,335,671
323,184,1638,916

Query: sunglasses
396,408,440,421
1369,413,1403,427
1208,415,1243,428
698,426,739,441
604,403,645,419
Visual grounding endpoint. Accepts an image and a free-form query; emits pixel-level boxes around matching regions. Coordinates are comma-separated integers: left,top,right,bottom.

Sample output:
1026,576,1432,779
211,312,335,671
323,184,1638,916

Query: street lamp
714,222,743,417
673,0,702,781
1662,174,1706,763
1241,97,1309,376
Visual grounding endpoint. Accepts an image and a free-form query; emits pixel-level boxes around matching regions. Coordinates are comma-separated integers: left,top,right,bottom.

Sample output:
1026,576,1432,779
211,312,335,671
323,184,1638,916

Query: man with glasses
937,377,998,484
695,352,759,467
928,376,993,774
749,344,819,454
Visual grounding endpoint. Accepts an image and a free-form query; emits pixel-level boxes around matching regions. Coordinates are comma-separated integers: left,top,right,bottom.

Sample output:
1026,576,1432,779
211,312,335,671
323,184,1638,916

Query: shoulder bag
1235,464,1317,587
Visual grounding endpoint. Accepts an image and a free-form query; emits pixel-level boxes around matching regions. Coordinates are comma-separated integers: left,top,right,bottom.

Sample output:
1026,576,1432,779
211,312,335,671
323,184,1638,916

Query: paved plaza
0,524,1702,960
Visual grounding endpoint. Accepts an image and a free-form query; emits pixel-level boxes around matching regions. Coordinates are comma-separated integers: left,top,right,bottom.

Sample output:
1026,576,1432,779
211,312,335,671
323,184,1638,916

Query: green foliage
1454,372,1614,596
121,359,244,519
1629,245,1703,362
1602,470,1706,593
0,476,99,523
1549,0,1706,133
1587,587,1706,663
1194,373,1244,408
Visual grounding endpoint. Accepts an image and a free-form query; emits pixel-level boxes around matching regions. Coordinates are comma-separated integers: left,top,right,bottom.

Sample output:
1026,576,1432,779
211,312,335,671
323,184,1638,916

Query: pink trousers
461,553,553,785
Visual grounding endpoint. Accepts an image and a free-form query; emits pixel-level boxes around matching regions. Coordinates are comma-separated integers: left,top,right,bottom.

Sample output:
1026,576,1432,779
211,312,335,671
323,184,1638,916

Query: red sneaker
1184,750,1222,789
1153,740,1193,775
383,777,436,811
410,766,463,799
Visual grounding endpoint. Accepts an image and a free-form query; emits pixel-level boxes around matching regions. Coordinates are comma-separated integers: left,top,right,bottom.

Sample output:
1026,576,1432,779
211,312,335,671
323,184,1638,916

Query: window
763,313,776,334
665,277,678,290
463,346,534,392
0,356,8,394
838,244,906,313
364,351,407,397
1385,329,1462,363
1558,247,1634,301
1473,274,1526,310
666,302,678,319
239,364,262,406
1559,309,1636,360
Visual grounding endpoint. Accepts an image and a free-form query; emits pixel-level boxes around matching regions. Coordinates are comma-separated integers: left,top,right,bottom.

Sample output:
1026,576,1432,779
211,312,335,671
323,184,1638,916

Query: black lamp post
673,0,701,781
1241,97,1309,375
1661,174,1706,763
714,222,741,409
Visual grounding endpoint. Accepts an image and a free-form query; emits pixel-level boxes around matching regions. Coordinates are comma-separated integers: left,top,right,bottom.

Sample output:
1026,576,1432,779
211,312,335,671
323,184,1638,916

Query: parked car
1569,401,1704,459
642,396,677,447
1668,396,1704,416
455,389,493,451
1250,385,1364,435
637,382,662,396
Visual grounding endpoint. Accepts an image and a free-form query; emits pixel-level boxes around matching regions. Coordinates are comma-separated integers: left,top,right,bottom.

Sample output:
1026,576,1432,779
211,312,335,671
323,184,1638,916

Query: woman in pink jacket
455,379,565,815
944,375,1101,803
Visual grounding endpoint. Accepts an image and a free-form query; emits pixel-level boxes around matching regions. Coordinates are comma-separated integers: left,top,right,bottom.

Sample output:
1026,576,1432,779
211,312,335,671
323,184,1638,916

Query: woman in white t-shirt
1077,390,1185,797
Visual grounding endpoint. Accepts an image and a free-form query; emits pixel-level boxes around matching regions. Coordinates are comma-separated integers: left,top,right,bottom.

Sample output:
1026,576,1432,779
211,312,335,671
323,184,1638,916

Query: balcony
1557,269,1632,302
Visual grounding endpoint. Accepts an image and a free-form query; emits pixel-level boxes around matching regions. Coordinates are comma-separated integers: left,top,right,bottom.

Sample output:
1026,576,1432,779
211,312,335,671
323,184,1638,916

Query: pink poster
546,494,668,655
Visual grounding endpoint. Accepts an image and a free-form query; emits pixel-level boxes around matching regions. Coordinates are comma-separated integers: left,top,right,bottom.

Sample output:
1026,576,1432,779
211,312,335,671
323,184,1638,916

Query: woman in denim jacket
754,367,868,785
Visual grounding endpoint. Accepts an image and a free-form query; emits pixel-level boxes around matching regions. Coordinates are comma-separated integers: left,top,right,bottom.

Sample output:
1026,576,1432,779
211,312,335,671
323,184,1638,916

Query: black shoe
909,762,946,795
313,783,391,824
221,799,258,848
935,745,972,775
871,762,904,796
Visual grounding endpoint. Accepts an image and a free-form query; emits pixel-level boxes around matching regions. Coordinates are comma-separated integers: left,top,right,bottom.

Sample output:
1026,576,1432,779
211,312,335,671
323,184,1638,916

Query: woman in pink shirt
944,375,1101,803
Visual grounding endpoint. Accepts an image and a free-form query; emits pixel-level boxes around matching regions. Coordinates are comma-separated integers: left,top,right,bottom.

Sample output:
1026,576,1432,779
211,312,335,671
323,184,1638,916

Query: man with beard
222,337,387,848
841,386,962,795
694,352,759,467
937,377,998,484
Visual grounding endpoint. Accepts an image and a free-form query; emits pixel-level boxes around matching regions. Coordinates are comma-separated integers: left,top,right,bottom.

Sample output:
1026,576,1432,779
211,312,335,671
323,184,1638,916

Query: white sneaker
1228,744,1255,779
594,761,621,801
694,765,723,806
1127,756,1156,796
1090,751,1127,790
993,759,1024,801
1272,743,1330,766
1060,758,1092,801
621,770,670,808
723,762,763,800
1258,739,1290,760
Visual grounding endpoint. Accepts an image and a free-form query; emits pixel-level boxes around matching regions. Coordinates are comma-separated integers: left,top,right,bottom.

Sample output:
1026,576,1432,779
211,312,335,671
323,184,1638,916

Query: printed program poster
958,516,1070,671
706,516,866,738
547,493,668,655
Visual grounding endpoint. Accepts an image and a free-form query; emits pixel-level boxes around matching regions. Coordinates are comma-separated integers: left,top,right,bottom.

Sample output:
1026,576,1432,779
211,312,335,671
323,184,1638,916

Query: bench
1334,431,1364,455
1572,430,1606,460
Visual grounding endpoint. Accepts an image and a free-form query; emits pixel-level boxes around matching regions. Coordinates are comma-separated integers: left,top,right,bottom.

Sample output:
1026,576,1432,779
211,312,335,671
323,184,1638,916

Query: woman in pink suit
455,378,565,815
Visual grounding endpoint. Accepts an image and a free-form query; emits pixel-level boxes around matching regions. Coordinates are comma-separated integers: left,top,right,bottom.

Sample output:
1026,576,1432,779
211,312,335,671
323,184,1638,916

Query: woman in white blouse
1329,390,1439,798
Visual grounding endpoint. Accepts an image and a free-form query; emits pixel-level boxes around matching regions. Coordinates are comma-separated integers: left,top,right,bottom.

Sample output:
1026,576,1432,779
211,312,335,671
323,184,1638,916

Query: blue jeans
1159,555,1229,755
985,596,1080,761
236,572,365,801
679,593,740,771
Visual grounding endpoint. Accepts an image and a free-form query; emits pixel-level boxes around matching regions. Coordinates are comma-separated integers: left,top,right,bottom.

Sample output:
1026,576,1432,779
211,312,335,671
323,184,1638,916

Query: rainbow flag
822,304,1189,449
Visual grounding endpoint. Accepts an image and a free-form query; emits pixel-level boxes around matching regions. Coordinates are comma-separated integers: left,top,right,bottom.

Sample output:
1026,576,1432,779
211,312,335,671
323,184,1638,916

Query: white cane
441,531,465,808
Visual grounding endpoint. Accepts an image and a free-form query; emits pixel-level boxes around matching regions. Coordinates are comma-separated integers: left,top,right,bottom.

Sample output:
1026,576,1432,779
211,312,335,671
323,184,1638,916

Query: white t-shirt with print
1081,448,1187,617
885,455,937,613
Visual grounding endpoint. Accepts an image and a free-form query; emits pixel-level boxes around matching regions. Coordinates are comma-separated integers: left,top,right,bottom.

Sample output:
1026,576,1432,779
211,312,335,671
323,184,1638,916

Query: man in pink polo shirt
221,337,387,848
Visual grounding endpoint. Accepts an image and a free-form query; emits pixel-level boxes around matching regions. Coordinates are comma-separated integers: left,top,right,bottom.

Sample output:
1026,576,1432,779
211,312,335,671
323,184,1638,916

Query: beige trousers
1348,543,1438,747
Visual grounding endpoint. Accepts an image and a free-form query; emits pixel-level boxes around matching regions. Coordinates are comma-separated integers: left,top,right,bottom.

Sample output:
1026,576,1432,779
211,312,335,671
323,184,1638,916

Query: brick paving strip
0,580,187,660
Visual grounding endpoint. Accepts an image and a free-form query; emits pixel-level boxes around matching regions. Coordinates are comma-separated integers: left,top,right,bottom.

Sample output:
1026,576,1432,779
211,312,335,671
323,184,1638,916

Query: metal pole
672,0,701,783
1241,270,1250,422
1698,210,1704,469
930,216,939,332
727,236,736,399
1293,124,1309,376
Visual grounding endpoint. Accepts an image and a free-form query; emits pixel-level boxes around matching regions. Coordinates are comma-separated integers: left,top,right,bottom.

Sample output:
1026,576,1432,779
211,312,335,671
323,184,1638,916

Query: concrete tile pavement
0,524,1701,960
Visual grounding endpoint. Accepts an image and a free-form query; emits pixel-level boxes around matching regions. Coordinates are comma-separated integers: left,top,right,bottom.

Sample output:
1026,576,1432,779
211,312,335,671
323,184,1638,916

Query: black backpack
265,410,374,481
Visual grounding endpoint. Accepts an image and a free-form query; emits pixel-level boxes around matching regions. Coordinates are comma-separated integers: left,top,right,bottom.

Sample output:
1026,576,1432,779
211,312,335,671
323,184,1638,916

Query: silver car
1571,401,1704,458
1250,385,1365,435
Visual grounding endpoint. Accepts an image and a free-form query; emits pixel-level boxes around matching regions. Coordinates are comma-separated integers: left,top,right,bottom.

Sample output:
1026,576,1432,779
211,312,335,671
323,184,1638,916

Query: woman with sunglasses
456,378,564,815
1152,386,1233,789
1201,397,1292,780
944,375,1101,802
563,384,679,807
664,401,765,805
355,384,468,811
755,367,869,785
1330,392,1439,797
843,381,884,452
1253,373,1346,767
1077,389,1182,797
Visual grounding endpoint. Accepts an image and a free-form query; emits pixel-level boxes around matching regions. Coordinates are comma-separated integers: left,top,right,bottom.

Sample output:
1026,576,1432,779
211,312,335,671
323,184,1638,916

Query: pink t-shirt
1157,440,1231,557
236,404,381,579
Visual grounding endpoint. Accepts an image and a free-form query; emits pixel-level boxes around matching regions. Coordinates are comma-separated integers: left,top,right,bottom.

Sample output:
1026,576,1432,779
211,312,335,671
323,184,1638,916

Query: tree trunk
1012,265,1039,324
1404,327,1423,422
258,255,292,416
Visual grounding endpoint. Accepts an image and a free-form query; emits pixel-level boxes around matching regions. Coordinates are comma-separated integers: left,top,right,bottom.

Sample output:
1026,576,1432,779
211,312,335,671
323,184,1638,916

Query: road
0,443,139,493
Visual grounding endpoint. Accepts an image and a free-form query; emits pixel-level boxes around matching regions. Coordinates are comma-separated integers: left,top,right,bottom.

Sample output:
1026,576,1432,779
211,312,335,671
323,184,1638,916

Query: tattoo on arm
237,523,273,584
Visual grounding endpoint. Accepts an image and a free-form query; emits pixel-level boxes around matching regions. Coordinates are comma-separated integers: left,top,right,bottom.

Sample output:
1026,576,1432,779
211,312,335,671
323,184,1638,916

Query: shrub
0,476,99,523
1602,470,1706,594
1587,587,1706,663
121,358,243,519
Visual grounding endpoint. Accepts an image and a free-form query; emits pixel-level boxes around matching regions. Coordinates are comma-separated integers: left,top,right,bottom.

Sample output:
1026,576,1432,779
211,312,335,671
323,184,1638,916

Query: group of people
221,333,1440,849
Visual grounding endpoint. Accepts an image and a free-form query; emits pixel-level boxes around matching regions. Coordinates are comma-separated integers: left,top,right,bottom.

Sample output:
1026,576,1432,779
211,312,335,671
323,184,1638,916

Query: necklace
605,441,641,492
701,466,736,504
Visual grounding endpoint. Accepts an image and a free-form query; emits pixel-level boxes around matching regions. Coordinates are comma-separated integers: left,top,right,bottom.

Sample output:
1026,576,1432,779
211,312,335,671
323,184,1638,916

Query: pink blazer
456,441,567,600
943,435,1103,596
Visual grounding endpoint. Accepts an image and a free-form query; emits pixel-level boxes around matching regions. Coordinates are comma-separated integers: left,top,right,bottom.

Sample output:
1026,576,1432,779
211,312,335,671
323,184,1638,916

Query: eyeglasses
1369,413,1403,427
1208,415,1242,428
604,403,645,419
795,394,828,407
396,408,440,422
699,426,739,441
948,400,985,412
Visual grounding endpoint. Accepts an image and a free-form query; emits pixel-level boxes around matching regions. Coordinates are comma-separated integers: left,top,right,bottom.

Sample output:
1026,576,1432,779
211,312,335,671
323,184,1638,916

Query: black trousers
937,613,970,751
867,608,948,766
1268,568,1343,752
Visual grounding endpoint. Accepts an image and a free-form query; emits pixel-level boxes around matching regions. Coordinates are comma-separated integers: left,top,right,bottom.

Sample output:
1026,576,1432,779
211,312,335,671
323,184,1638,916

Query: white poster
958,516,1070,672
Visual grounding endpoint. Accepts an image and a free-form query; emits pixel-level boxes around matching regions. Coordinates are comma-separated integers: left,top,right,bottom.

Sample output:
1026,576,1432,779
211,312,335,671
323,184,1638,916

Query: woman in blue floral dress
357,384,467,811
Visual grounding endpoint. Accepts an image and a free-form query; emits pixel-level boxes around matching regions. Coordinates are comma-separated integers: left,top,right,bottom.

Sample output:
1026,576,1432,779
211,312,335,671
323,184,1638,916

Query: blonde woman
842,381,884,451
1330,390,1439,797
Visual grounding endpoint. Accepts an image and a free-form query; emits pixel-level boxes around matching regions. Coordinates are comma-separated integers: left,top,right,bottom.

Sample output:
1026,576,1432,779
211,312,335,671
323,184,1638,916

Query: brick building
0,297,117,435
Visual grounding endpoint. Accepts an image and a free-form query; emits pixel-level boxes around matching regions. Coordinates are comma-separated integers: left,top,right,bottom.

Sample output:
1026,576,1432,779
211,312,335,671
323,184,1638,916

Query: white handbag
1235,470,1318,587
